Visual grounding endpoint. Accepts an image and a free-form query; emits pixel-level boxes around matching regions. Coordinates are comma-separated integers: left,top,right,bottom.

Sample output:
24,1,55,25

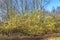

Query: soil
0,33,60,40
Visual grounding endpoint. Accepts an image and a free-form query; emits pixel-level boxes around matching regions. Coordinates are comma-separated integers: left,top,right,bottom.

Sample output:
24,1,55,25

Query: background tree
25,0,29,13
20,0,23,13
40,0,50,11
32,0,36,10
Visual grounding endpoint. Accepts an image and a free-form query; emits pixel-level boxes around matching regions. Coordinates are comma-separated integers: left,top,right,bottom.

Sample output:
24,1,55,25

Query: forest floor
0,33,60,40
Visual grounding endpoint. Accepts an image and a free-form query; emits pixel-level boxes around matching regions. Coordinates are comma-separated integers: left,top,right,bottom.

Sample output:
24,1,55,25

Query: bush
0,9,60,36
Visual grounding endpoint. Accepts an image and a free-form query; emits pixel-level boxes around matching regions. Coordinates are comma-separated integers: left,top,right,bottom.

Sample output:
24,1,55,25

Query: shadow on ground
0,37,43,40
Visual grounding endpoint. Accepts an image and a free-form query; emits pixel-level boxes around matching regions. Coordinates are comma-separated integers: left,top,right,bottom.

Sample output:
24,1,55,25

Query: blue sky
45,0,60,11
0,0,60,12
2,0,60,11
18,0,60,11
